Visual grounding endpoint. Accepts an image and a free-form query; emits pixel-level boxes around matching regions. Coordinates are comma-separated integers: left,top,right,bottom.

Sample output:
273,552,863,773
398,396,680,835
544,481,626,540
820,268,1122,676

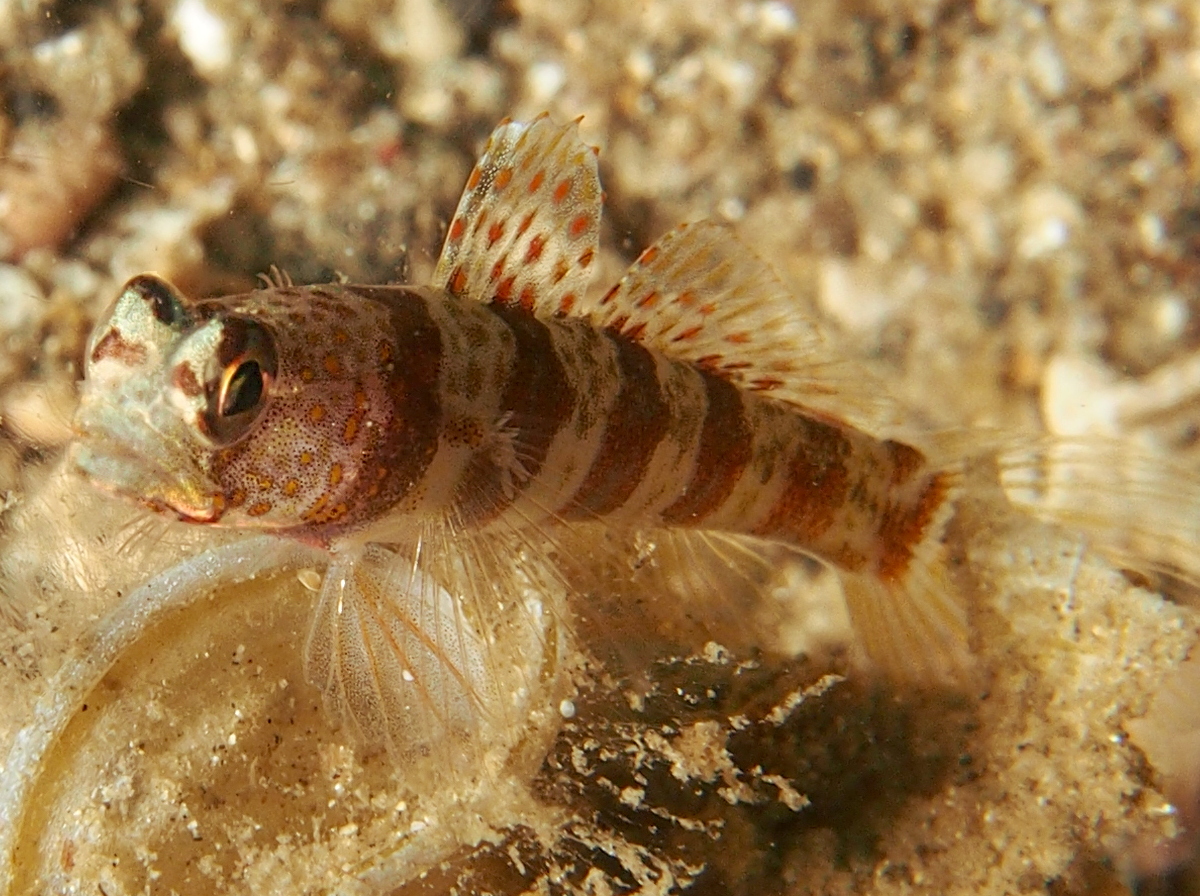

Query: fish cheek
207,406,298,521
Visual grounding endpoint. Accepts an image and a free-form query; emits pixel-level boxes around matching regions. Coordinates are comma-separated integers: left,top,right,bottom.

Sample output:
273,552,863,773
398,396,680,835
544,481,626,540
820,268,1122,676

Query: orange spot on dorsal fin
567,218,902,432
431,115,602,322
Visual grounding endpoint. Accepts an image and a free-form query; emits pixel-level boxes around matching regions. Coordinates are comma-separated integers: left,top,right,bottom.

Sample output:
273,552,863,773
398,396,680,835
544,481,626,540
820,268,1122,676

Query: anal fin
838,555,971,685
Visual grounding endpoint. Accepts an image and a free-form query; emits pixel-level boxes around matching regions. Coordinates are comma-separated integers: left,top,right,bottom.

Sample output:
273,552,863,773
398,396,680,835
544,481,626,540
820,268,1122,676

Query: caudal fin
995,437,1200,590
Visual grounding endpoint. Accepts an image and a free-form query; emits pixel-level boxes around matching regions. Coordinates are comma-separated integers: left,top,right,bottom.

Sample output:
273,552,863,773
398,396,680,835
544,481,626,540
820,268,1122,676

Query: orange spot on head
323,354,343,376
343,416,360,443
300,367,315,382
525,234,545,263
258,475,274,491
377,341,393,364
519,284,537,312
494,167,513,190
247,501,272,517
332,328,349,345
552,179,571,204
355,389,369,410
449,217,465,241
487,220,505,247
229,488,246,507
309,405,326,423
569,213,590,238
299,451,314,466
450,266,468,295
529,170,545,192
329,463,343,487
283,479,300,496
301,494,328,521
466,166,482,190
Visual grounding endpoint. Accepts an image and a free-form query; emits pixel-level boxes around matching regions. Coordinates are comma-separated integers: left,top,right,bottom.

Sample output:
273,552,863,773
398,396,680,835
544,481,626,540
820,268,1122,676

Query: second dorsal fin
576,219,901,432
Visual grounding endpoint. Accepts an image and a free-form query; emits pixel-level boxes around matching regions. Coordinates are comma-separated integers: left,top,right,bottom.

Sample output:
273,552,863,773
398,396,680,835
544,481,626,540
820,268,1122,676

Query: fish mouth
69,431,224,525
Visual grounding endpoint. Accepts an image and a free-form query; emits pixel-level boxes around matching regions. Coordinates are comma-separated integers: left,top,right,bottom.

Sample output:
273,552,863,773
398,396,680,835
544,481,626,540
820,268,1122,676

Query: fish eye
220,358,266,417
203,319,277,444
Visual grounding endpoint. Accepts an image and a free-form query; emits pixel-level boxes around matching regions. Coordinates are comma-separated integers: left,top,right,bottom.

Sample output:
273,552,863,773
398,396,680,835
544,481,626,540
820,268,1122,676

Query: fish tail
993,436,1200,589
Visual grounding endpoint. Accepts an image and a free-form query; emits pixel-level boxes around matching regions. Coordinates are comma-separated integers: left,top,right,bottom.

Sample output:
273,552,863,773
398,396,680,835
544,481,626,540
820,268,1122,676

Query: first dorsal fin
433,114,603,316
577,220,901,433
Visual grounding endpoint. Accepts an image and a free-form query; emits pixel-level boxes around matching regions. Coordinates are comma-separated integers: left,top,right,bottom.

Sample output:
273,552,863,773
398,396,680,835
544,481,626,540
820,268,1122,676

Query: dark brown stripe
876,472,950,583
660,372,753,525
346,286,444,522
884,438,928,486
565,332,669,518
750,415,852,549
454,304,574,522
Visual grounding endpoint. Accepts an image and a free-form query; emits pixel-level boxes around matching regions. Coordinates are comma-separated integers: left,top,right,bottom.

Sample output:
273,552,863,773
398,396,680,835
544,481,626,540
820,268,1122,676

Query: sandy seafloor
3,0,1200,893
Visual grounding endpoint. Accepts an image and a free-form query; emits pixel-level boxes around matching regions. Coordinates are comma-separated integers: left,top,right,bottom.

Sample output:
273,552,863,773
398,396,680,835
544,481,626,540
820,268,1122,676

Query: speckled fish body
78,277,945,579
72,116,967,763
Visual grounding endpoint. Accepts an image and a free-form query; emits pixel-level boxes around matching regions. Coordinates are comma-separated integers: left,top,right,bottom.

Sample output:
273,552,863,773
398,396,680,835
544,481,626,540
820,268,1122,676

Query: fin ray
575,219,901,432
995,437,1200,588
433,115,602,315
303,535,558,772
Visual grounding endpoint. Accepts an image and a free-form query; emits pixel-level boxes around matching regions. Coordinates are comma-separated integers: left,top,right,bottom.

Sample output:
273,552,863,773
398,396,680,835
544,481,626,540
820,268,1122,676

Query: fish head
72,274,279,525
73,275,406,538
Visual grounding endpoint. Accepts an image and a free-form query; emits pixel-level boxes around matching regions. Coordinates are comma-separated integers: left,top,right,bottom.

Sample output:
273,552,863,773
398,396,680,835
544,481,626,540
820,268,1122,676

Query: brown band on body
884,438,928,486
345,286,444,521
875,471,951,583
660,372,753,526
751,415,853,552
454,303,575,523
562,331,670,518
